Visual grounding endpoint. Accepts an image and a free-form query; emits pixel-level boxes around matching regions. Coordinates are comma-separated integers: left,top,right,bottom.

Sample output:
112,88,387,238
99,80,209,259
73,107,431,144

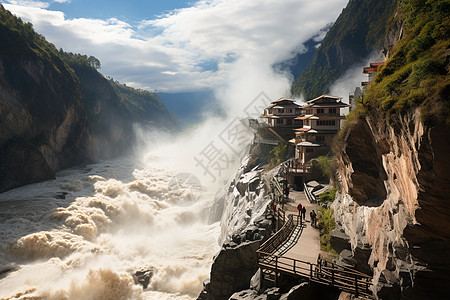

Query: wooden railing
271,177,283,196
274,208,286,231
314,258,373,298
258,251,317,282
257,213,374,298
258,214,296,255
257,252,374,298
282,158,312,175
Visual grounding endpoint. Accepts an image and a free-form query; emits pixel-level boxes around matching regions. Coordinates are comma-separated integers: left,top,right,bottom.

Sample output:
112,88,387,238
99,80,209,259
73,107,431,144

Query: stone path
281,190,320,264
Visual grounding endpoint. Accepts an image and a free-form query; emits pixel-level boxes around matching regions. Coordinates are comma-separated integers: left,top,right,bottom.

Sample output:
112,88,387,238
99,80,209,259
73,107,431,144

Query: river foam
0,155,220,299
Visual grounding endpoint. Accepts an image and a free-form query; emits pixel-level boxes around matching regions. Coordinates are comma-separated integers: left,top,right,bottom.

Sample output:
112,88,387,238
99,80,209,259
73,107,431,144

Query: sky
1,0,350,103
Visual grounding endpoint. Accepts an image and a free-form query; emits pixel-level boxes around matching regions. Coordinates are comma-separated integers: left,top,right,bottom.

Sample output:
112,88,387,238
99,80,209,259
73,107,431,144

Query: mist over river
0,141,226,299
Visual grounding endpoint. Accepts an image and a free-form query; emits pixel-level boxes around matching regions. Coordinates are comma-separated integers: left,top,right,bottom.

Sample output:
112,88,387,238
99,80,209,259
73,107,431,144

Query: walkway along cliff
198,139,380,299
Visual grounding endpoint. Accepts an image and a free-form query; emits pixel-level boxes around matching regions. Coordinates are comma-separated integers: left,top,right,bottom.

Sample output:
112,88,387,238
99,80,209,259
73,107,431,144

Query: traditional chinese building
361,62,384,87
261,97,302,128
257,97,304,143
349,61,384,111
291,94,349,164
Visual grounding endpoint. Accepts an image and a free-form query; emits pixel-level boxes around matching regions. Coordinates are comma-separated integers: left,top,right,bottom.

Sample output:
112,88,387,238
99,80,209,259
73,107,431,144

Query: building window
316,136,325,142
294,119,301,125
278,109,284,114
317,108,325,114
306,148,314,153
329,108,337,114
317,120,336,126
276,119,283,124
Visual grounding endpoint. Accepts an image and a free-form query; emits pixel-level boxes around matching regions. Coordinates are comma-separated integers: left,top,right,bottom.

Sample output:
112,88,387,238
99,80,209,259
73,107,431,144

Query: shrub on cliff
269,143,287,166
318,207,338,256
318,188,337,203
311,155,336,182
361,0,449,124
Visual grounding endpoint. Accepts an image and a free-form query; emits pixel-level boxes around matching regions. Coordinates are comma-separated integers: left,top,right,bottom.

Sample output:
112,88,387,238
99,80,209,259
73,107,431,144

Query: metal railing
304,183,317,203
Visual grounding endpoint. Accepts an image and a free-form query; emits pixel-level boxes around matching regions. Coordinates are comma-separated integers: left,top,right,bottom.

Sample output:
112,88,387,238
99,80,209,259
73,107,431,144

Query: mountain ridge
291,0,398,99
0,4,177,192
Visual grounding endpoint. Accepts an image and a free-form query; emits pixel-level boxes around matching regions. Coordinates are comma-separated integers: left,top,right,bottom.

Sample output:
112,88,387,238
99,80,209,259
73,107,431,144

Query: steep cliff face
0,55,90,192
332,109,450,298
0,5,177,192
291,0,398,99
329,0,449,296
199,156,274,300
68,62,132,161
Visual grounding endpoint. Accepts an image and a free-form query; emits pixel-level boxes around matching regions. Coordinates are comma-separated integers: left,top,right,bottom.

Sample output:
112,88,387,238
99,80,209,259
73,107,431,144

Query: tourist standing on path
310,210,317,227
297,203,303,225
301,206,306,221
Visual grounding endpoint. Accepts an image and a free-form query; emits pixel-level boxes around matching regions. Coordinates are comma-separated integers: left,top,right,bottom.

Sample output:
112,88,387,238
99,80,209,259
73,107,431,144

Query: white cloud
4,0,49,8
3,0,348,105
329,52,384,115
53,0,70,3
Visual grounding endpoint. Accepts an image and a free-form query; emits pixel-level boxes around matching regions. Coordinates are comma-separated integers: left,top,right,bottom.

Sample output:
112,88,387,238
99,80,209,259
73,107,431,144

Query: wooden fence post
330,262,335,286
293,259,296,274
275,256,278,286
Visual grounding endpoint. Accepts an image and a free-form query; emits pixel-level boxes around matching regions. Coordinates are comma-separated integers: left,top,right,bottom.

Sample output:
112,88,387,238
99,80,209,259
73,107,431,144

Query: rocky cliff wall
331,108,450,298
69,63,133,161
0,5,180,192
199,156,275,300
0,57,90,192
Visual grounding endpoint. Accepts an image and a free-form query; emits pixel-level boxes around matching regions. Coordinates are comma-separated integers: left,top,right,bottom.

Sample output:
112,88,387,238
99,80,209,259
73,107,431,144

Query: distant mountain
0,4,177,192
275,23,332,80
291,0,398,99
111,80,178,130
159,90,223,124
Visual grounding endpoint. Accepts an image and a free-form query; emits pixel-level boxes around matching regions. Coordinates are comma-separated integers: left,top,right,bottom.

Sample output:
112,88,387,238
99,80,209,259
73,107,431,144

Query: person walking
301,206,306,221
297,203,303,225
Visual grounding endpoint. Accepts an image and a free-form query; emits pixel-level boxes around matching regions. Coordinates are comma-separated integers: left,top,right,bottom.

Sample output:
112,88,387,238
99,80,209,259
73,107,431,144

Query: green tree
88,56,101,70
270,143,287,166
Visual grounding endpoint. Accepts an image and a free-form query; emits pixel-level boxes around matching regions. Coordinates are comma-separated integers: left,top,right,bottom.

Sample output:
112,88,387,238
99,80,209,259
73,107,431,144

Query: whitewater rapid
0,154,221,299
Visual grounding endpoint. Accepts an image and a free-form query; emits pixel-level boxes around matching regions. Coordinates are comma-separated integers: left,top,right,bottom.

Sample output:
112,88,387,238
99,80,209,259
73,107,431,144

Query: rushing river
0,145,223,299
